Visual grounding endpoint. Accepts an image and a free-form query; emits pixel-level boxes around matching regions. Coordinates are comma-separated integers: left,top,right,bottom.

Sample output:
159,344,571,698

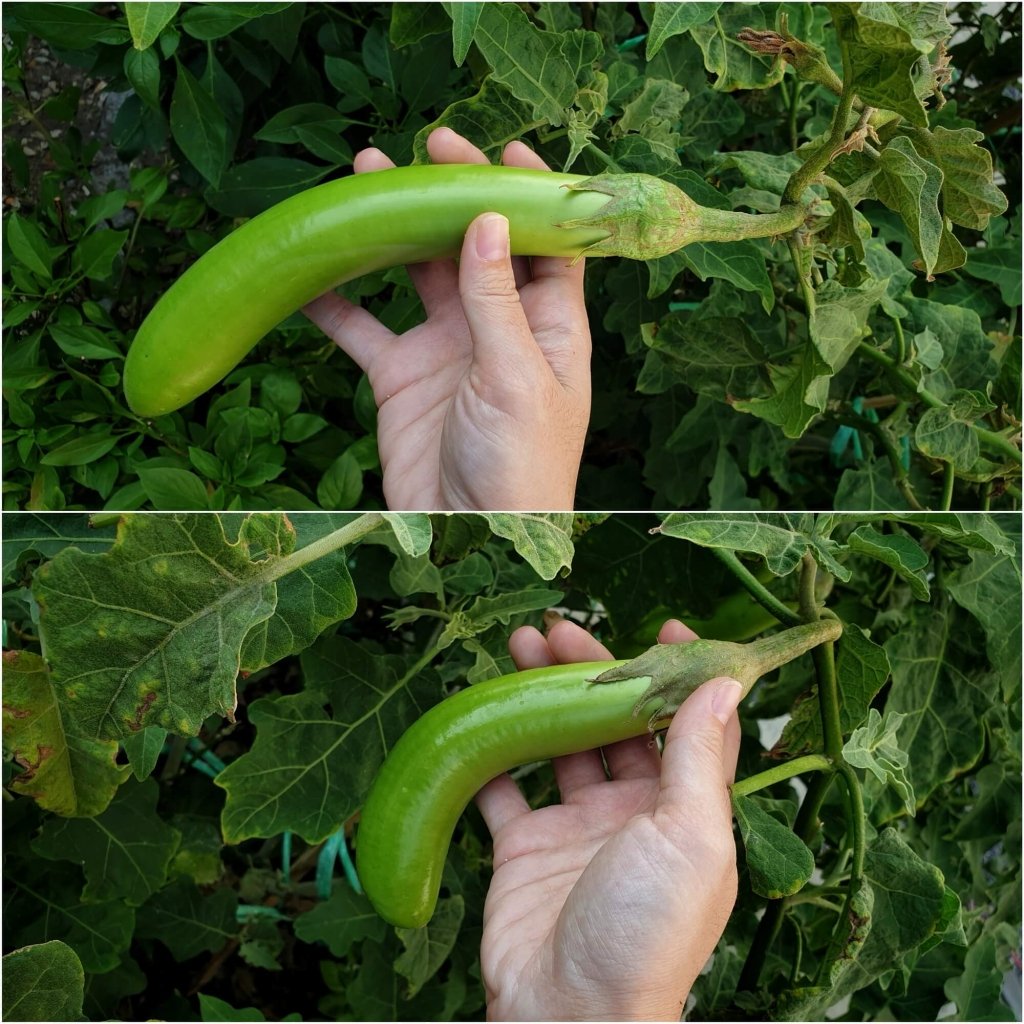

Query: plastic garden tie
337,831,363,895
181,750,220,780
830,397,861,463
616,33,647,51
187,738,227,773
316,831,343,901
281,831,292,884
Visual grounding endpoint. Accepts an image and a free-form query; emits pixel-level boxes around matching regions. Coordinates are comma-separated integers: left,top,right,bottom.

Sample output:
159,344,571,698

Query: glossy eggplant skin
123,164,611,418
355,660,660,929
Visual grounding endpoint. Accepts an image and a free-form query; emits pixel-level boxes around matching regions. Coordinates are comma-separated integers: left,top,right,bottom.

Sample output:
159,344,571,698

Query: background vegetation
3,2,1021,511
2,511,1020,1021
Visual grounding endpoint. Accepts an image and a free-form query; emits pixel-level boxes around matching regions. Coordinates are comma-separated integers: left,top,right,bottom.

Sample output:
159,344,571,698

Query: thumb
658,677,742,822
459,213,542,383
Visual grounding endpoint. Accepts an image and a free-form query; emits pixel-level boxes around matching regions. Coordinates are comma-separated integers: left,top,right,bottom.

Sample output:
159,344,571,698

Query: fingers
475,772,530,836
658,677,743,832
302,292,394,374
459,212,552,391
658,618,700,644
603,619,700,781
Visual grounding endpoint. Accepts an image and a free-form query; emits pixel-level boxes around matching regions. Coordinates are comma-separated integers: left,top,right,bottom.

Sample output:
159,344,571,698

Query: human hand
303,128,592,511
475,618,742,1021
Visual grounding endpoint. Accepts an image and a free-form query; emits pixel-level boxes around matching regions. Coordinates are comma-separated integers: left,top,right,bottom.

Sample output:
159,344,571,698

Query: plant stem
788,234,816,319
261,513,384,583
584,143,623,172
798,551,819,621
783,41,857,203
829,410,925,510
788,79,803,152
799,553,843,758
857,342,1023,465
815,762,868,982
682,202,808,244
940,461,955,510
712,548,803,627
891,314,906,365
731,754,833,798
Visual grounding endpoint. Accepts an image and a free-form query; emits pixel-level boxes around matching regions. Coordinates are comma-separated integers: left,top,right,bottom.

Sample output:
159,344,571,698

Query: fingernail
711,678,743,725
476,213,509,261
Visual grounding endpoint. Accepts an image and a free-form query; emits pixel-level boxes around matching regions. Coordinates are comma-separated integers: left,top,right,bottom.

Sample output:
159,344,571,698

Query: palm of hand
367,279,561,511
366,311,474,510
481,774,670,1018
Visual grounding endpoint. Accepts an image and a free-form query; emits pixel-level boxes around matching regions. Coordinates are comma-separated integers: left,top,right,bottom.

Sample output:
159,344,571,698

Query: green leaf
906,126,1009,230
238,515,357,673
876,137,944,276
135,877,237,961
847,524,930,599
8,3,129,49
943,927,1018,1021
126,2,180,50
199,992,301,1022
170,61,229,186
136,466,211,510
441,1,483,65
471,4,578,126
1,941,85,1023
689,4,784,91
883,602,986,813
732,794,814,898
482,513,575,579
40,430,120,467
2,650,129,817
412,77,546,164
834,463,912,510
395,895,466,997
962,244,1022,308
216,637,439,843
641,1,721,60
205,157,333,217
734,341,833,439
778,829,946,1020
34,514,279,741
124,46,162,109
75,228,129,281
947,520,1021,701
254,103,351,143
6,212,54,280
48,323,122,360
4,860,135,973
293,883,387,956
680,240,774,314
384,513,433,557
842,708,916,815
32,778,181,906
829,4,930,128
121,725,167,781
656,513,806,575
809,278,889,373
2,512,115,582
914,393,986,472
179,3,290,40
316,451,363,509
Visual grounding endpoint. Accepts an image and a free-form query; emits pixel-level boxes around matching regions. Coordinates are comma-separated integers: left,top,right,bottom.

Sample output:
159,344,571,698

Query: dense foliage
2,511,1020,1021
2,2,1021,511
